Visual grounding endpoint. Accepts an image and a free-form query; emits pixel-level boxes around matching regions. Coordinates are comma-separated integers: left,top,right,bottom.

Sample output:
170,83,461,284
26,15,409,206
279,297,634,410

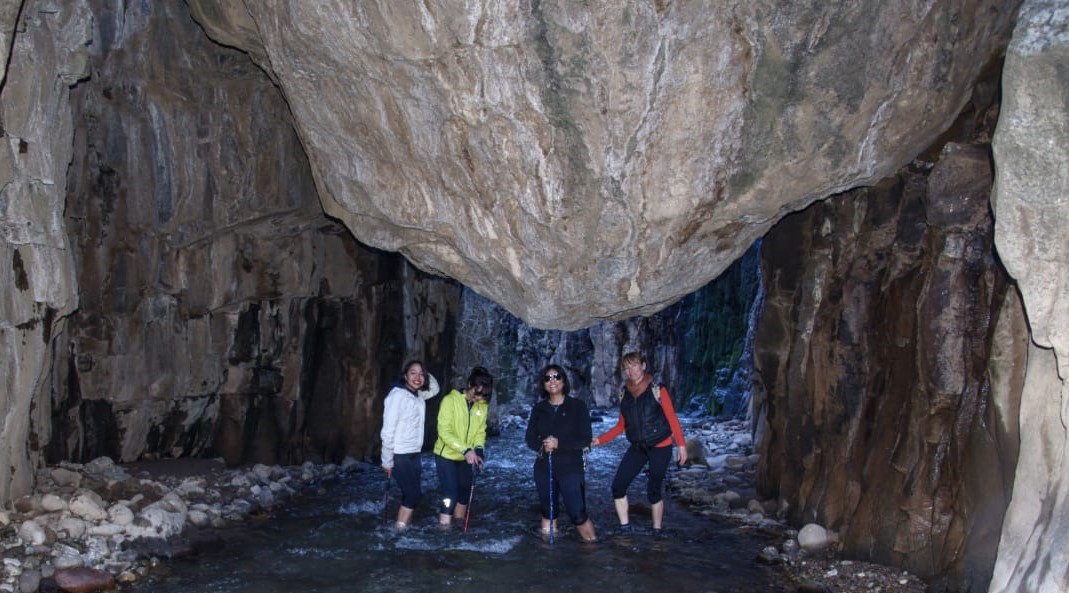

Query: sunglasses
543,373,562,382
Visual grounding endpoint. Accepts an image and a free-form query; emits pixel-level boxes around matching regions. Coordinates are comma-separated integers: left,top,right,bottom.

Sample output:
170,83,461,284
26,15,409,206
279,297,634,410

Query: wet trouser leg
556,471,590,525
393,453,423,510
434,455,472,515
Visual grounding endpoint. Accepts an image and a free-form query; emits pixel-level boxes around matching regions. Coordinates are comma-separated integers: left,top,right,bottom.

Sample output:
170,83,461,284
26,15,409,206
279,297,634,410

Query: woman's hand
542,436,558,452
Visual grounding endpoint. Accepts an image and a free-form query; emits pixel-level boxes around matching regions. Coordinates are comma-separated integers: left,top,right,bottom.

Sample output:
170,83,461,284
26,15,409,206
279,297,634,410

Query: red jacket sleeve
656,387,686,448
594,411,626,445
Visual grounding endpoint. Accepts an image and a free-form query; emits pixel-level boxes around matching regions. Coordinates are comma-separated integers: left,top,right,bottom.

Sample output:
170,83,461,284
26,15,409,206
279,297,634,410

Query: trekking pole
463,463,478,534
382,472,391,527
547,451,555,544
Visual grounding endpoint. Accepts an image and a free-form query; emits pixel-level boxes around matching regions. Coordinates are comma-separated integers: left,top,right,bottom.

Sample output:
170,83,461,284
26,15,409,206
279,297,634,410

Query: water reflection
138,424,785,593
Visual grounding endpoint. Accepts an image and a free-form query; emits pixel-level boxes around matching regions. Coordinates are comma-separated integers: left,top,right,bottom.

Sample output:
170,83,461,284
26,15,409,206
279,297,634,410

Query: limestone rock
106,504,134,526
753,90,1017,591
54,0,461,467
0,0,89,504
185,0,1018,328
50,468,81,489
988,3,1069,592
68,492,106,522
125,493,189,540
798,523,830,552
17,520,46,546
40,494,67,513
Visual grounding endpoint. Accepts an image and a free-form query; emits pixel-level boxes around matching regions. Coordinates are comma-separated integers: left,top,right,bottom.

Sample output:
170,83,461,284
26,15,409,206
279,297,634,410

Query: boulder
52,567,114,593
185,0,1018,328
798,523,830,552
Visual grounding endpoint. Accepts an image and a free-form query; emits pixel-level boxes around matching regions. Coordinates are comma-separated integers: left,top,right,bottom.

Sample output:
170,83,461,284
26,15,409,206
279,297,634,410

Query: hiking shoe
618,523,635,534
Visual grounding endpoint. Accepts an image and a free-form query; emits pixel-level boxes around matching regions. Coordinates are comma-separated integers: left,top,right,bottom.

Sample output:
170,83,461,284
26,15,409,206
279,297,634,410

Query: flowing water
137,421,787,593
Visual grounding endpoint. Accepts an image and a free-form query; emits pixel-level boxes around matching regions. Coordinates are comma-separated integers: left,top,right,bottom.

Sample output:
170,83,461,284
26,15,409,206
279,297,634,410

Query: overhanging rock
188,0,1017,329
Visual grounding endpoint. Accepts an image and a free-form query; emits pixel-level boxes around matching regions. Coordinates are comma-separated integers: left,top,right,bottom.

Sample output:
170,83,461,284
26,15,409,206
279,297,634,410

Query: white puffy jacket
380,373,440,469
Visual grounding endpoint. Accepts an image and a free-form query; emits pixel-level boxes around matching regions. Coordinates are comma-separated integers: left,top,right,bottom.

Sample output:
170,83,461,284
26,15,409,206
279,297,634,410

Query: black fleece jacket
525,396,593,475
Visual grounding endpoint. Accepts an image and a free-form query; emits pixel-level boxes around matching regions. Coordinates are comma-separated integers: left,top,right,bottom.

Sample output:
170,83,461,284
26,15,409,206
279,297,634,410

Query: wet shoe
617,523,635,534
652,527,667,539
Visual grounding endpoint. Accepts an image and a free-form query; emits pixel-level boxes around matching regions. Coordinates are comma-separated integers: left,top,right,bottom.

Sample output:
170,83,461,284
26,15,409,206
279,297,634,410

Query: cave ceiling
186,0,1017,329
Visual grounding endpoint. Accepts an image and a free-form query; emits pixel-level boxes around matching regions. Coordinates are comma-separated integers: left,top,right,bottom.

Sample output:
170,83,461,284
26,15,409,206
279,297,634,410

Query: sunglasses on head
543,373,562,382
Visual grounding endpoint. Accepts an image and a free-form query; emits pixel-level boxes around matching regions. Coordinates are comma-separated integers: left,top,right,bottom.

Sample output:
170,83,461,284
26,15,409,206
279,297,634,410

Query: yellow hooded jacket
434,389,488,461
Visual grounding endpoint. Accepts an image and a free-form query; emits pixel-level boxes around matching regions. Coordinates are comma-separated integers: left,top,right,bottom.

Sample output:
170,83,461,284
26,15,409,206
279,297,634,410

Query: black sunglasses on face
543,373,562,382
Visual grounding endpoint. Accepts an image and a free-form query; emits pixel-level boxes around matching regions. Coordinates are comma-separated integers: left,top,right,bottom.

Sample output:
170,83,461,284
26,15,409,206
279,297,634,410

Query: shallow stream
137,421,787,593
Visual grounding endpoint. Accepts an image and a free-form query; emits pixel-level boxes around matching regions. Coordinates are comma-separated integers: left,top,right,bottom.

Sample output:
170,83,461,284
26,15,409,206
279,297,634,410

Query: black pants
393,452,422,509
610,444,672,504
534,465,590,525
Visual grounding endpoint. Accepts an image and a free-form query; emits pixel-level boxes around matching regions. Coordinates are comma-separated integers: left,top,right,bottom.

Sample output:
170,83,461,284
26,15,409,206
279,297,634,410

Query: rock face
451,247,758,416
752,82,1020,590
0,1,1066,592
0,0,89,503
53,1,461,466
988,2,1069,591
185,0,1018,329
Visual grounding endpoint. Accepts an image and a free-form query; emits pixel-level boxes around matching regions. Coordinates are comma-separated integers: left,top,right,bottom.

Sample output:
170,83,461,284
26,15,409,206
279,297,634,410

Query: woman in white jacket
380,360,440,530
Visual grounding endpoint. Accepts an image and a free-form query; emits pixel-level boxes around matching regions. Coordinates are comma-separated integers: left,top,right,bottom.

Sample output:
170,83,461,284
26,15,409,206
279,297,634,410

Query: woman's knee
400,485,422,509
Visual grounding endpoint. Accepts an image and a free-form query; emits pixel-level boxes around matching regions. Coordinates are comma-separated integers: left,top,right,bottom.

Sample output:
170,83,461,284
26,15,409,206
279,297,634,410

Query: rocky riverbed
1,455,355,592
668,417,928,593
3,416,929,593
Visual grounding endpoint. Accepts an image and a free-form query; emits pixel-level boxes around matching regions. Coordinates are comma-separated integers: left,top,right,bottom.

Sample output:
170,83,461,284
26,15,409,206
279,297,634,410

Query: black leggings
435,455,475,514
610,444,672,504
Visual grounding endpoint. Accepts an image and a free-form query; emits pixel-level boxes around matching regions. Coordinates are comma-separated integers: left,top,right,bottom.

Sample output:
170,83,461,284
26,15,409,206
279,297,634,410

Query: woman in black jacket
592,351,687,533
524,364,597,542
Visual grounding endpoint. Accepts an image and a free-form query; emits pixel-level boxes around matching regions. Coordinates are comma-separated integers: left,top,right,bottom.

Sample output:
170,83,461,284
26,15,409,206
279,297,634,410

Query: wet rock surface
669,418,926,593
0,455,356,591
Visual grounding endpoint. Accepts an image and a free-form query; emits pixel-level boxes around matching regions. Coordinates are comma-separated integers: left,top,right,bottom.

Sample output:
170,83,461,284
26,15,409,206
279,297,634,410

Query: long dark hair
538,364,570,399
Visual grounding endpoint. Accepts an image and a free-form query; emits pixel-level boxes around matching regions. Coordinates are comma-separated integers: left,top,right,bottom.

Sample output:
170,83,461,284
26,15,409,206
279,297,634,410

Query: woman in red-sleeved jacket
592,351,687,533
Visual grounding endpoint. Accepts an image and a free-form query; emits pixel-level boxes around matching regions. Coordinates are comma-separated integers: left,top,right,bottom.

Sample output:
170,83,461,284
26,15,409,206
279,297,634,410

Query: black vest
620,384,672,447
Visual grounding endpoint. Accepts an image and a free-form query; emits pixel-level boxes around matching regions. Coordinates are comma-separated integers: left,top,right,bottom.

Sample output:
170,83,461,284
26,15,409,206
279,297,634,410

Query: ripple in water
136,426,787,593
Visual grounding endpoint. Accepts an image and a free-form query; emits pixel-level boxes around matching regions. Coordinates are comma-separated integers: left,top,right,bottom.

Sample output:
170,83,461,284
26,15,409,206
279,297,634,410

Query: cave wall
752,78,1021,592
988,2,1069,590
51,0,461,467
0,1,1064,591
0,0,88,503
450,246,759,420
451,288,679,413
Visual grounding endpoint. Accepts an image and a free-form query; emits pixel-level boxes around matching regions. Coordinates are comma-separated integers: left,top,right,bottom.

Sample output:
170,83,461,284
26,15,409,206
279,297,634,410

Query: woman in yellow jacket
433,366,494,527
